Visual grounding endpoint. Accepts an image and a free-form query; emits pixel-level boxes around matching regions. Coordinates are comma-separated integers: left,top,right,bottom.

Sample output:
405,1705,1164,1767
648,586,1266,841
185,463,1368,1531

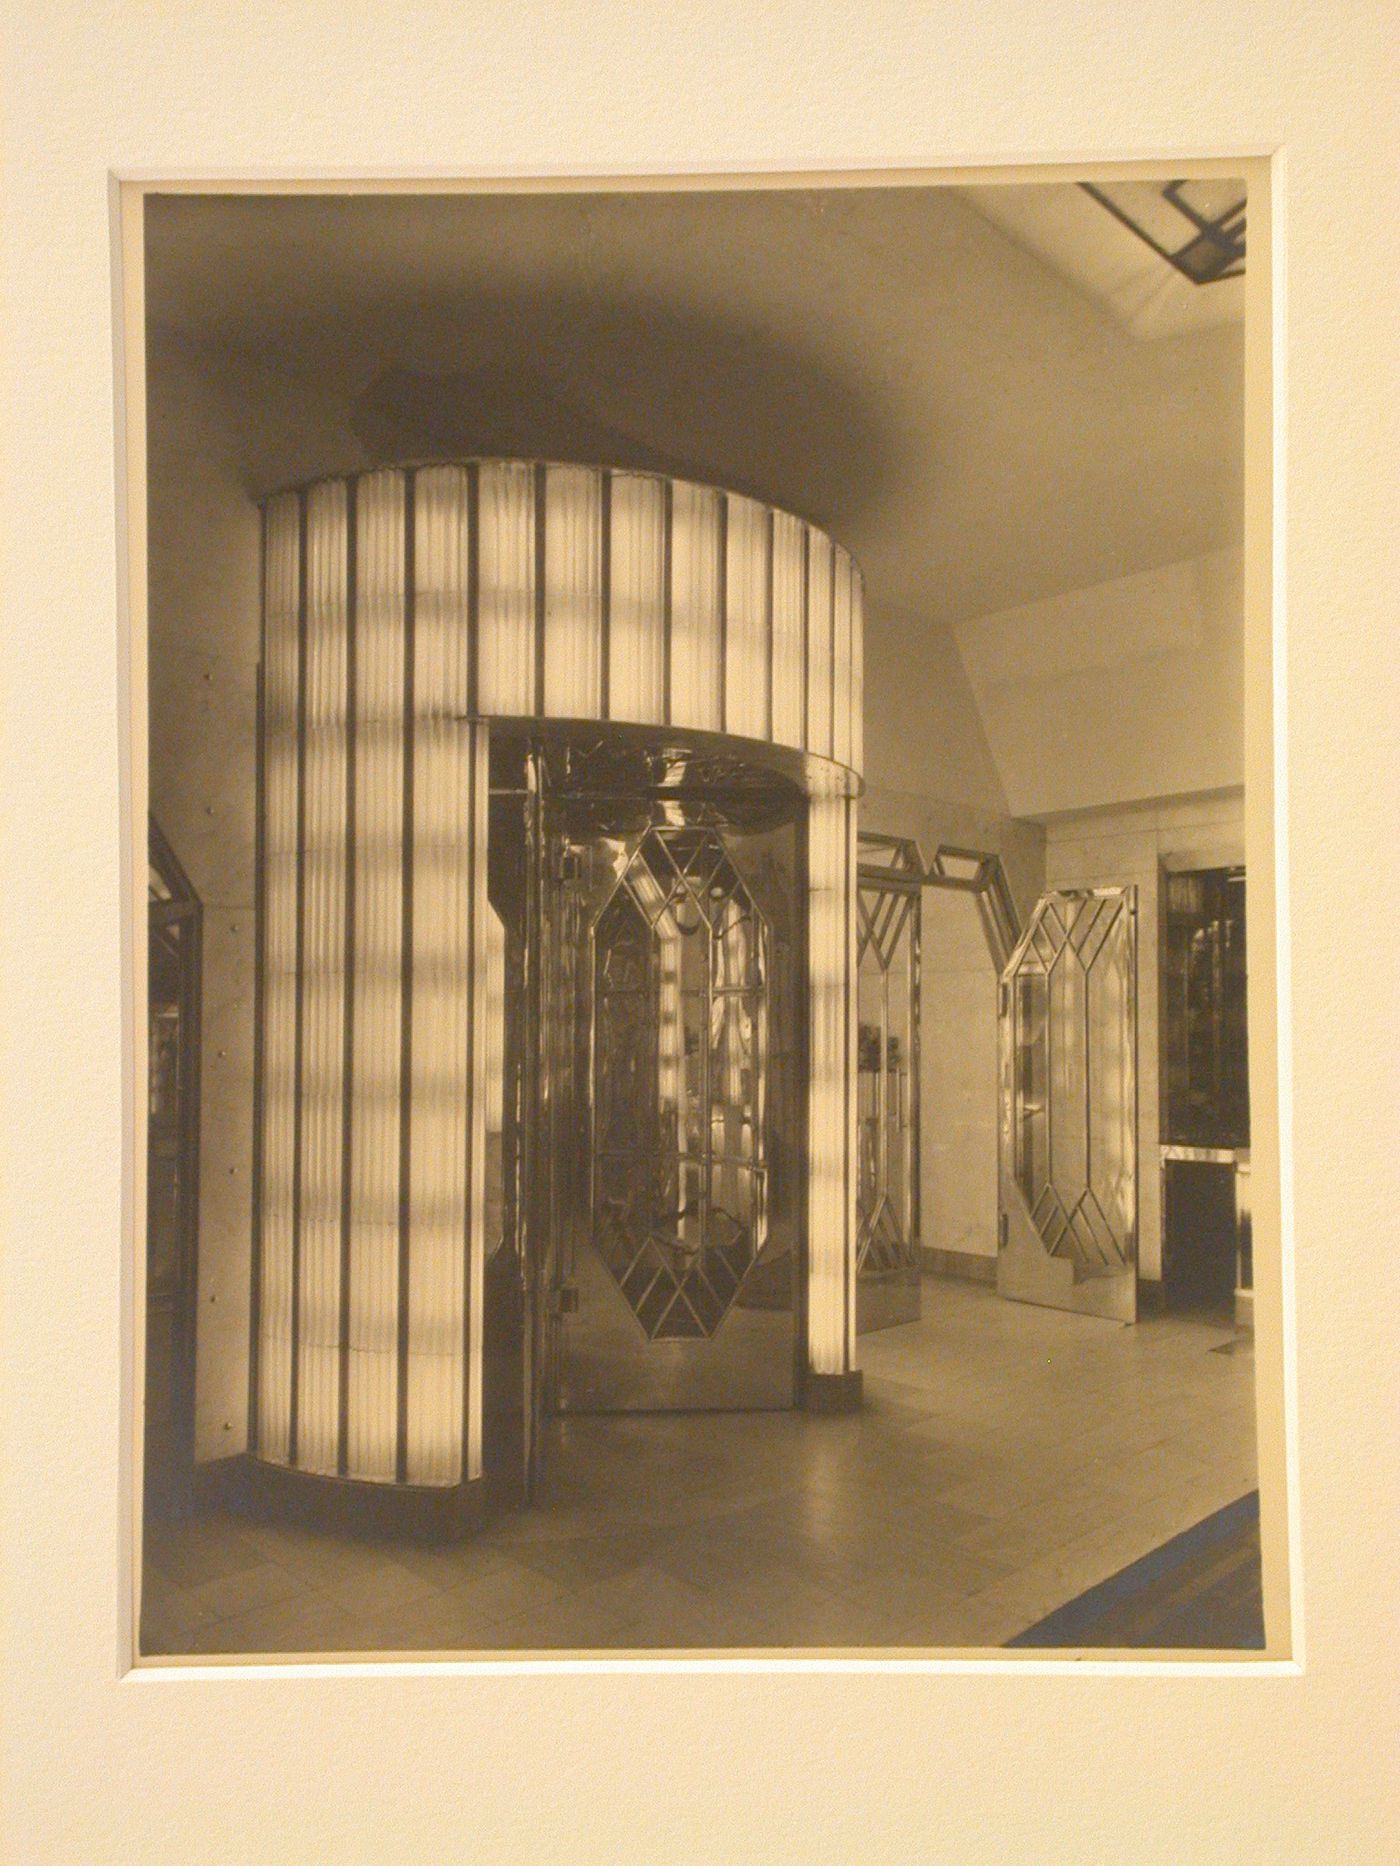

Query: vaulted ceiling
144,183,1245,635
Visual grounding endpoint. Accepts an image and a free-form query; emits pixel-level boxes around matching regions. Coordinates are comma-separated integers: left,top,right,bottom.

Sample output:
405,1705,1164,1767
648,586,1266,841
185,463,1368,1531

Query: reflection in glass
1162,867,1249,1148
1010,891,1135,1270
483,903,507,1259
592,825,768,1339
856,878,919,1276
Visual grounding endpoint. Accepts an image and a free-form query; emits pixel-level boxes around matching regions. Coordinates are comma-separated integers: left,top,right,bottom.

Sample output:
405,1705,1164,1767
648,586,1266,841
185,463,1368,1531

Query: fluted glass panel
724,494,769,740
669,480,722,732
405,717,468,1483
543,464,602,718
771,510,805,749
465,728,489,1479
255,461,868,1492
832,547,853,769
608,471,666,723
807,788,857,1375
403,474,475,1483
484,902,506,1262
345,469,405,1481
414,465,472,720
805,528,834,760
477,460,535,715
257,492,300,1462
295,480,348,1474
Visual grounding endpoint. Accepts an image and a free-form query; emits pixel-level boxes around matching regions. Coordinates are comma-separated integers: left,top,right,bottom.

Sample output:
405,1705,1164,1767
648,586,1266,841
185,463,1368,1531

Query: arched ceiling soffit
144,187,1244,630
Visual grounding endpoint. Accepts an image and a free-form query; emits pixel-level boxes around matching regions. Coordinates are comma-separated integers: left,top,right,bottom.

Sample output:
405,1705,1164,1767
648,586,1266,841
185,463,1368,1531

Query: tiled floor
140,1278,1258,1658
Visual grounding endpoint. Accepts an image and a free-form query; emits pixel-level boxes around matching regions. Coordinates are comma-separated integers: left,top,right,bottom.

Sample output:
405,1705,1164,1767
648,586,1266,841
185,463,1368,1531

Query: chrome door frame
854,844,923,1332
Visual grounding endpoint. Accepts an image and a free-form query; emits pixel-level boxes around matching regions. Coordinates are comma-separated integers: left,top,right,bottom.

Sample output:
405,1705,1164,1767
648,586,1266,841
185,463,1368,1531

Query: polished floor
140,1278,1259,1657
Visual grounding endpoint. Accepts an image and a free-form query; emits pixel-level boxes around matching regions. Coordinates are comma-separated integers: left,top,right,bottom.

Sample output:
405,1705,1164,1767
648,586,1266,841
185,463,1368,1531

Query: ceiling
144,184,1245,632
959,183,1246,340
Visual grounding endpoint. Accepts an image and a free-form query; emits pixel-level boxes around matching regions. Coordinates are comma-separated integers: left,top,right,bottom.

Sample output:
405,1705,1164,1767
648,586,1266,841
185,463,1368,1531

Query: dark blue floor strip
1006,1490,1263,1649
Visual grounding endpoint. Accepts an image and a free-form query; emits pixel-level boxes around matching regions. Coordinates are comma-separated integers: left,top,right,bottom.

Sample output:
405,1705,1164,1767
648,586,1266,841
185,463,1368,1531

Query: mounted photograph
131,172,1275,1660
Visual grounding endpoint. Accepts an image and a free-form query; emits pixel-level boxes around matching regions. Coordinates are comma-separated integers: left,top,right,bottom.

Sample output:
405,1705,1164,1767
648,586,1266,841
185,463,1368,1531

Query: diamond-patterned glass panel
1009,891,1134,1271
592,826,768,1339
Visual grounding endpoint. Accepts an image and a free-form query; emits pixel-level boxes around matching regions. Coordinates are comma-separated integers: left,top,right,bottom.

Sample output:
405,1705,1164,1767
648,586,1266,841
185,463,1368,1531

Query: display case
1160,865,1250,1313
1162,866,1249,1149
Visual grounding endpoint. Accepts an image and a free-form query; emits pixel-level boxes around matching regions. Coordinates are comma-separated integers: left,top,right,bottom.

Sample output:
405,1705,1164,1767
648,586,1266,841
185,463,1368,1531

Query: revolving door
247,460,867,1534
489,737,803,1445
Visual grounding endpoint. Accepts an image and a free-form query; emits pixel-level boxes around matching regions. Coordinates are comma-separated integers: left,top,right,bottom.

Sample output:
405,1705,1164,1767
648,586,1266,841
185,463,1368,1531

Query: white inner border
117,157,1294,1683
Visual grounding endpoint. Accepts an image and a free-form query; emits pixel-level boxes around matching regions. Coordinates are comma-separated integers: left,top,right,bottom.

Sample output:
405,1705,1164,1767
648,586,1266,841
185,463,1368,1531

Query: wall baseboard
921,1245,997,1285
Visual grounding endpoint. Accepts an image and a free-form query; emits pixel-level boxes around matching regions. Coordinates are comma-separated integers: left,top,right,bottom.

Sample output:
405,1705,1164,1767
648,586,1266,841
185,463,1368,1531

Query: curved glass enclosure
246,461,867,1530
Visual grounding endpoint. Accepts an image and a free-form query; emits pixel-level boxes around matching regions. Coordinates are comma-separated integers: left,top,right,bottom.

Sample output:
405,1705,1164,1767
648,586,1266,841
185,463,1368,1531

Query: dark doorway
1162,1157,1238,1312
1160,865,1248,1315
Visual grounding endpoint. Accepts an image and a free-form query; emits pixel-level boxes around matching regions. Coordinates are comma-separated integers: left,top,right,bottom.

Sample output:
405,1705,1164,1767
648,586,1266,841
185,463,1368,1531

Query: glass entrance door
855,841,921,1331
546,796,801,1412
997,887,1138,1322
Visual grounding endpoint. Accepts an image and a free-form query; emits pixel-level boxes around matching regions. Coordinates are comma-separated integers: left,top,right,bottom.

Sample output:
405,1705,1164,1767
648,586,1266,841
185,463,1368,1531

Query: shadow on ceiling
344,294,895,538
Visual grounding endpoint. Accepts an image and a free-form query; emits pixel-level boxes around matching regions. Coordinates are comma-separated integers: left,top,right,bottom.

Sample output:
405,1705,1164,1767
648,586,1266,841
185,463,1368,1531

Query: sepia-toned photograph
136,174,1270,1661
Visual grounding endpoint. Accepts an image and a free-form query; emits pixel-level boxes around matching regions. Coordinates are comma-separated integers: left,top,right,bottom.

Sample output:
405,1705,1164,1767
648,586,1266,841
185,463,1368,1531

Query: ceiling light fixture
1080,179,1246,284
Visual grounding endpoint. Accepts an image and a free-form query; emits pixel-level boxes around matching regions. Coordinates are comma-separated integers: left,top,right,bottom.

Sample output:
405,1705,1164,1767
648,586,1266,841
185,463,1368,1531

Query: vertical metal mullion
877,921,889,1217
793,801,809,1392
599,469,612,721
764,506,775,743
247,509,268,1456
661,479,673,727
908,889,922,1259
841,798,854,1363
395,469,417,1484
1045,932,1056,1211
828,541,838,762
287,490,310,1469
336,479,358,1475
700,892,712,1251
717,494,728,735
460,726,478,1487
1127,888,1139,1269
533,463,547,717
800,525,810,754
466,461,480,718
1083,907,1094,1243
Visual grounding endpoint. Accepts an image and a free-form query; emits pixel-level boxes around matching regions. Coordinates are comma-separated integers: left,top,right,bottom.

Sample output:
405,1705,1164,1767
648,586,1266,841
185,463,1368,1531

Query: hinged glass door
997,887,1137,1322
855,838,922,1331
